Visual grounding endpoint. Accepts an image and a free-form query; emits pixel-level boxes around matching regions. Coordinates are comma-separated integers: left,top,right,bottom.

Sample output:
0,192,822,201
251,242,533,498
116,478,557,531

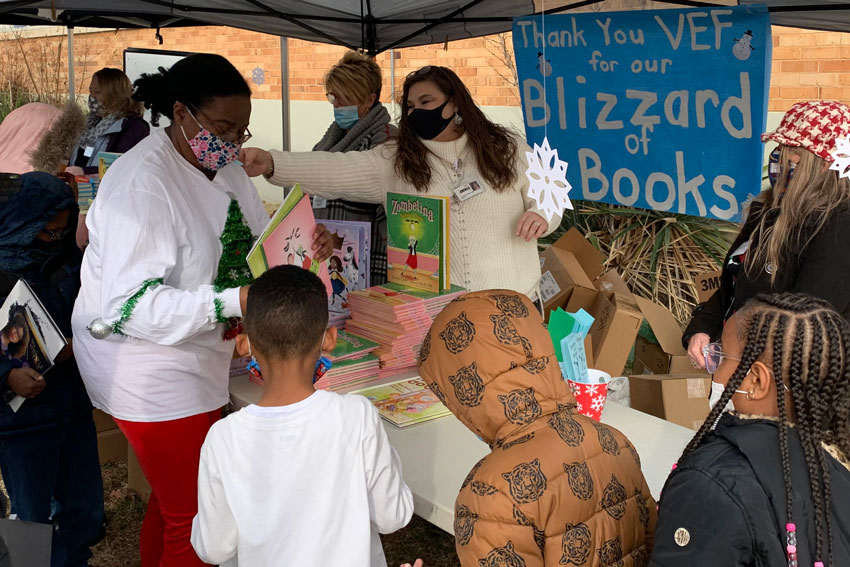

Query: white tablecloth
228,370,694,533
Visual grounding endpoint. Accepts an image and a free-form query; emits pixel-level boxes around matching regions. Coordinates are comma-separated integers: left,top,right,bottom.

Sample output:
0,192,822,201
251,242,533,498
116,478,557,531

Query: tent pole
67,27,75,102
279,36,290,152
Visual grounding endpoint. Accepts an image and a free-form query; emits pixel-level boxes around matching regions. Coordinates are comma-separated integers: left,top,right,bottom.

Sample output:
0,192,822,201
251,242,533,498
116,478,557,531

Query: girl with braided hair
651,292,850,567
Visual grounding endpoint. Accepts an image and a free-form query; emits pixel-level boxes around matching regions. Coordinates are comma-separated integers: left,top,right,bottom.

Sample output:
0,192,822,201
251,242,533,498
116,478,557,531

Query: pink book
261,196,332,295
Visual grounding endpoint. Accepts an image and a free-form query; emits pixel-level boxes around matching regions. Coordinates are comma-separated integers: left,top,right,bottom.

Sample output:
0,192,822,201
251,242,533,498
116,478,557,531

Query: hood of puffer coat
419,290,577,446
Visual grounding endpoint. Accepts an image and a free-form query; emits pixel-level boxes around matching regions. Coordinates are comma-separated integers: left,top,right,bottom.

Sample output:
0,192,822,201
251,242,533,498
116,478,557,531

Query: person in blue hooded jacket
0,171,104,567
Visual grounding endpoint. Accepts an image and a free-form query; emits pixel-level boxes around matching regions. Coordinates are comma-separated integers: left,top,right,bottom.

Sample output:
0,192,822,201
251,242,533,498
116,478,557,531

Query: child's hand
7,367,45,398
400,560,424,567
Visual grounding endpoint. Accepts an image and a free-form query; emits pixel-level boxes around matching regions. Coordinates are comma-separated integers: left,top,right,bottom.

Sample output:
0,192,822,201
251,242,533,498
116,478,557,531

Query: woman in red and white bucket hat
684,99,850,369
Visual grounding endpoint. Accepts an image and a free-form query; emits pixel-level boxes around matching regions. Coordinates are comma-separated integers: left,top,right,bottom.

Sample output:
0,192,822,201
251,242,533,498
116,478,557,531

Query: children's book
385,192,450,293
76,175,99,214
246,184,332,295
96,152,122,178
1,280,68,411
330,330,379,362
322,220,371,315
353,376,451,427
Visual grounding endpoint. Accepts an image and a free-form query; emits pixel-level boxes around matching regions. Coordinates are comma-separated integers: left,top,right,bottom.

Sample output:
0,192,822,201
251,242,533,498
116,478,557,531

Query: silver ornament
87,318,113,340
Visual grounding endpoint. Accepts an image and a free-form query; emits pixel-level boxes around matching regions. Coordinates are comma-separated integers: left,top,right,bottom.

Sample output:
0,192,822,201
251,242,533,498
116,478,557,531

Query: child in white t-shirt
191,265,414,567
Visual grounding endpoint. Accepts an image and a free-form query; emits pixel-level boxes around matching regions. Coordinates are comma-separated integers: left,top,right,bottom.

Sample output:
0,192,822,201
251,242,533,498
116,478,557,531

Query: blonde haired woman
685,100,850,368
312,51,396,285
70,67,149,174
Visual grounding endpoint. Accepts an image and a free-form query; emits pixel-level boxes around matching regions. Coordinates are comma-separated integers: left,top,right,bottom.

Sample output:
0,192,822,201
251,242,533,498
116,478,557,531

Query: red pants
115,410,220,567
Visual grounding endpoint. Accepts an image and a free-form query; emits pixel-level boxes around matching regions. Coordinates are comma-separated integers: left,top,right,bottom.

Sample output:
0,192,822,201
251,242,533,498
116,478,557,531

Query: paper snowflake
525,136,573,223
830,137,850,180
584,384,599,396
252,67,265,86
590,395,606,412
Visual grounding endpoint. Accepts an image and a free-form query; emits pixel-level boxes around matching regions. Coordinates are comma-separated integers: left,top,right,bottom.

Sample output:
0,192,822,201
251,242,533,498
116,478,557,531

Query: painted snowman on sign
733,30,755,61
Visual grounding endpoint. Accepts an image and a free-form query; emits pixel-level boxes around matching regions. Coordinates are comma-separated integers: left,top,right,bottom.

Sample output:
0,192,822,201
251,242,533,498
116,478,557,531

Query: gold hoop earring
746,390,755,401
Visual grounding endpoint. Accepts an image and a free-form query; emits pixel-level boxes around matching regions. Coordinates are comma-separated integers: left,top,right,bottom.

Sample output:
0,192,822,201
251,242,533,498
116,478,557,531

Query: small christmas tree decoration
214,199,255,296
525,136,573,223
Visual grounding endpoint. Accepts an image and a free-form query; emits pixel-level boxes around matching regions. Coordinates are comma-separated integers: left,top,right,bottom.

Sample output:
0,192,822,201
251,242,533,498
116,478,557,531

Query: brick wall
1,19,848,113
770,27,850,111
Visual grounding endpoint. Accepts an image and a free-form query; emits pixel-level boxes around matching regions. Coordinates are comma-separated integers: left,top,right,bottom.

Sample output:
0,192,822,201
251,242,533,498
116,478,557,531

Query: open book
1,280,68,411
246,184,332,294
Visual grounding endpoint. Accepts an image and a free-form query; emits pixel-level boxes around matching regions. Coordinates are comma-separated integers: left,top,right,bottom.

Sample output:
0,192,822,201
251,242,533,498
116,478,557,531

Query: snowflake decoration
525,136,573,223
830,137,850,180
252,67,265,86
575,400,583,414
584,384,599,396
590,395,606,413
569,381,580,397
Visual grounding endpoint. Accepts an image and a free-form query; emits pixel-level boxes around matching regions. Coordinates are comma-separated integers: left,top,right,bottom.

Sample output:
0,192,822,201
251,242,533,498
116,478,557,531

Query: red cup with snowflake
567,369,611,421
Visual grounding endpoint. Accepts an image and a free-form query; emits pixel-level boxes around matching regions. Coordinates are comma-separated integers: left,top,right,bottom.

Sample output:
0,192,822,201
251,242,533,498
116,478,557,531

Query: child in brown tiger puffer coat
419,290,655,567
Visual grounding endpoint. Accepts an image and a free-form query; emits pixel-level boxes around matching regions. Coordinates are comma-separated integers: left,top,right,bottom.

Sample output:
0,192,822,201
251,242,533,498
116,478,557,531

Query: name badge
83,146,94,158
453,180,485,202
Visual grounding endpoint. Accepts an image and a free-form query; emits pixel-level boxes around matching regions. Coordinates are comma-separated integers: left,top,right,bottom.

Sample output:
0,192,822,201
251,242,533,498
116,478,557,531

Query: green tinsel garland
213,199,255,293
213,297,226,324
112,278,164,335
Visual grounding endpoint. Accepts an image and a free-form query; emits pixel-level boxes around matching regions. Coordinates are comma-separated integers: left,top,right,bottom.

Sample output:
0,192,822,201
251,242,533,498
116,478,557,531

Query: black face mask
407,101,453,141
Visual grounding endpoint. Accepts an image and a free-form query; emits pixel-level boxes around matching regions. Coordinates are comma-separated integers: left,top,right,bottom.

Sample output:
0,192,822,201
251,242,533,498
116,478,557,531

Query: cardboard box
97,428,128,464
695,270,723,304
92,409,116,433
539,246,595,315
634,296,706,375
128,446,151,503
589,291,642,377
550,228,606,281
539,229,643,376
629,374,711,430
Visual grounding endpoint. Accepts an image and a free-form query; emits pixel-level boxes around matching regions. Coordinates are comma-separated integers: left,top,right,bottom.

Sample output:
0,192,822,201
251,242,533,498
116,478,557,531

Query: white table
229,371,694,533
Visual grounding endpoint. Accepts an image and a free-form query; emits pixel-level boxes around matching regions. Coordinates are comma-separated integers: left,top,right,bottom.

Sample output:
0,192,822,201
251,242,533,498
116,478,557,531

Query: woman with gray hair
313,51,396,285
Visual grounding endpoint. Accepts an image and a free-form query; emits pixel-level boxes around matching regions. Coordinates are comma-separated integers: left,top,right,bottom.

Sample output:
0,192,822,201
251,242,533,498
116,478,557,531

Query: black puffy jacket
650,414,850,567
683,203,850,347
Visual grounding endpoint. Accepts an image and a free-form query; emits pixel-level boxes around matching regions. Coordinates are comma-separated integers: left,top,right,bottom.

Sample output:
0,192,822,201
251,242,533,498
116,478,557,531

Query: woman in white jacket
242,65,561,297
71,54,332,566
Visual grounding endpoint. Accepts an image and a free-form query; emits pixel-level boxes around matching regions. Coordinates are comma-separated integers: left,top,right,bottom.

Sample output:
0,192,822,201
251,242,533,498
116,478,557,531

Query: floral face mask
181,106,242,172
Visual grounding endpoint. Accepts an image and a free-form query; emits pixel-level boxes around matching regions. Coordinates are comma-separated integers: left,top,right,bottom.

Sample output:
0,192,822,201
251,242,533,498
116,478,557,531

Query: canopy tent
4,1,850,56
2,0,850,149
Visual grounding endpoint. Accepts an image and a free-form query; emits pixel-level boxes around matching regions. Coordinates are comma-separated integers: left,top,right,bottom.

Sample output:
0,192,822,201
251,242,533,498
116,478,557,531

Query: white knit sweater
268,134,560,296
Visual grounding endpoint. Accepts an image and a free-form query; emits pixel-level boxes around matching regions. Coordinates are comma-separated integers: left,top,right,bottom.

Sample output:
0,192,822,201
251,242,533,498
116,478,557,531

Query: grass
3,462,459,567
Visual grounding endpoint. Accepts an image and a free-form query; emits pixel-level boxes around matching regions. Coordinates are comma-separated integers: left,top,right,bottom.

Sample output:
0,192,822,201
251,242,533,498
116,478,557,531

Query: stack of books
314,330,381,391
346,283,466,376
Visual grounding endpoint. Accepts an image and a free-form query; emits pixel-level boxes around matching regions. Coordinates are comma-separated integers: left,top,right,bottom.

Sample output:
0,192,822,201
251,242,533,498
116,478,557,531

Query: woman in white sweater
242,65,561,296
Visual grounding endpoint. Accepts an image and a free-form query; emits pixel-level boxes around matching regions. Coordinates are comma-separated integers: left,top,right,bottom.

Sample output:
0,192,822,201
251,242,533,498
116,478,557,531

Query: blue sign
513,6,771,221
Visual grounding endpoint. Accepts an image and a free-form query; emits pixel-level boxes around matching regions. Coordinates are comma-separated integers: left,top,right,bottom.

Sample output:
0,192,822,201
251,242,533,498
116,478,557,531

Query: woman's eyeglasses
191,104,252,145
40,227,71,242
702,342,740,374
